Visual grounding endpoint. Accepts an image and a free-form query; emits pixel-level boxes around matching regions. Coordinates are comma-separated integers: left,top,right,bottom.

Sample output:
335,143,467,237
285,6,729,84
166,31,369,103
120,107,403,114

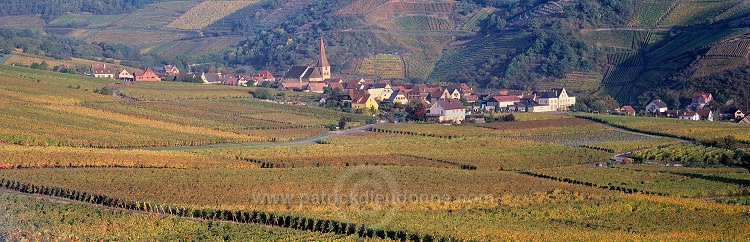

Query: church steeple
317,38,331,80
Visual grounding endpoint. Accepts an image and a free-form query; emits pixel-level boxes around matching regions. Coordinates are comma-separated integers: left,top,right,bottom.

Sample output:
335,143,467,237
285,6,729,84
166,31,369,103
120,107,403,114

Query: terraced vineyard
536,72,602,93
430,32,532,81
627,0,675,27
0,15,45,29
114,1,199,28
167,0,259,30
86,29,195,46
461,7,493,32
394,16,454,31
358,54,405,79
659,0,737,27
158,36,244,59
48,14,125,28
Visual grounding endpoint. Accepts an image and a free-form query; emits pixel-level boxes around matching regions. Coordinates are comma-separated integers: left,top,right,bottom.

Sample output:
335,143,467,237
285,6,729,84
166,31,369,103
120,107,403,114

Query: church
282,38,331,82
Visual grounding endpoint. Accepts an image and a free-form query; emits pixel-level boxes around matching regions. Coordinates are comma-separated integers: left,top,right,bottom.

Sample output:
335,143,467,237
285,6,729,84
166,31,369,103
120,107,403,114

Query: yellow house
352,93,379,111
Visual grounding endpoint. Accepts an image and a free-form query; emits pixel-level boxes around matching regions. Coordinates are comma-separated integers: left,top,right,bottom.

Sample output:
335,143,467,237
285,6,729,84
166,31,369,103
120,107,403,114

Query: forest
0,0,163,21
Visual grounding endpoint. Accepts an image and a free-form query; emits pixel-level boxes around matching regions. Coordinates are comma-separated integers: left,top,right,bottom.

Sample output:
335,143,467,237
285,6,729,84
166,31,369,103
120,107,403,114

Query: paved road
147,123,381,151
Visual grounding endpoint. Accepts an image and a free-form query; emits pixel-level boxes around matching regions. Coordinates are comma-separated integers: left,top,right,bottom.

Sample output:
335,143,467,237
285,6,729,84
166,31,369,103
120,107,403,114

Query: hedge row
0,178,461,242
235,157,282,168
398,154,477,170
371,128,459,139
519,171,668,196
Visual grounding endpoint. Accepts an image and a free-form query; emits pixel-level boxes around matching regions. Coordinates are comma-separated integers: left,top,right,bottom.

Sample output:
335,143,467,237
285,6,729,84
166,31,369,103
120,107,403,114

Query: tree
252,88,273,99
406,101,427,121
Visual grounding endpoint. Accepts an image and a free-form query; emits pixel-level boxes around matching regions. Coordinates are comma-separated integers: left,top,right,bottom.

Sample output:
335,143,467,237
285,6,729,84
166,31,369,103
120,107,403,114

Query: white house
679,112,700,121
91,64,115,79
536,88,576,111
428,99,466,123
646,99,669,113
387,90,409,105
697,110,714,121
367,83,393,101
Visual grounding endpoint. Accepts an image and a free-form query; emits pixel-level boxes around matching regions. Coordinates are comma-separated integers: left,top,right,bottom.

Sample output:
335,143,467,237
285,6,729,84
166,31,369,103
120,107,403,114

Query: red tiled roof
490,95,521,102
623,106,636,113
436,99,465,110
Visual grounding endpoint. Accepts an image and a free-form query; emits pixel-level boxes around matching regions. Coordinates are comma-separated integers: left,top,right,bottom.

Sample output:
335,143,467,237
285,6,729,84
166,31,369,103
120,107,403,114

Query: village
88,38,750,125
615,92,750,124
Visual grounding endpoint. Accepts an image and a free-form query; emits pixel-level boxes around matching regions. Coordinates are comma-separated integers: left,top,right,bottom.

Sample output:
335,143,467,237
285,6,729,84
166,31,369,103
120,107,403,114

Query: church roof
284,66,310,79
316,38,329,67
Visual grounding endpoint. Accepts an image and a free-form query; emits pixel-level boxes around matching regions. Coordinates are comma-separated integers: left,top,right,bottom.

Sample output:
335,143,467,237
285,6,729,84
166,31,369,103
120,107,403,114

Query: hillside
0,0,750,104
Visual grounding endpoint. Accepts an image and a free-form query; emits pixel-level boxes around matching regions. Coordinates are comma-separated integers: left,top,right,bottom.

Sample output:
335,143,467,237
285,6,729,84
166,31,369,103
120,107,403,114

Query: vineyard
0,15,45,29
357,54,405,79
629,143,736,167
516,130,654,146
393,16,454,31
626,0,674,27
336,0,389,15
114,1,199,28
430,32,532,81
658,0,736,28
530,165,750,198
48,14,125,28
364,1,454,24
536,72,602,93
461,7,493,32
167,0,259,30
578,114,750,143
157,36,244,59
85,29,195,46
581,137,682,153
0,192,357,241
694,38,750,77
0,66,368,147
120,81,254,101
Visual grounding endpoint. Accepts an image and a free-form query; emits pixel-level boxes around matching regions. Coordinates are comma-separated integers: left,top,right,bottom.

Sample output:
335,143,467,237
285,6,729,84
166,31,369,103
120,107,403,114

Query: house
164,65,180,77
387,90,409,105
327,82,345,92
116,69,134,82
351,92,378,111
306,82,327,94
697,110,714,121
622,106,636,116
691,92,713,109
536,88,576,111
463,94,479,103
135,68,160,81
645,99,669,113
91,64,116,79
282,38,331,82
487,96,520,110
201,73,223,84
719,105,747,120
428,88,452,103
367,83,393,101
515,101,551,113
257,70,276,82
666,110,680,118
679,112,700,121
740,116,750,125
427,99,466,123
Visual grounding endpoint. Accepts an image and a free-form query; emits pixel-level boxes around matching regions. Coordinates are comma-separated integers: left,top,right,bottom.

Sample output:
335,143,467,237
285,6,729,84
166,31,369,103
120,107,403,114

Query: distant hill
1,0,750,105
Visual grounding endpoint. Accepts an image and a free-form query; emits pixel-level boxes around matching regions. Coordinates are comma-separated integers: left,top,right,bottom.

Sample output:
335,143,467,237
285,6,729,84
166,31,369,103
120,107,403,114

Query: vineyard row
0,178,461,242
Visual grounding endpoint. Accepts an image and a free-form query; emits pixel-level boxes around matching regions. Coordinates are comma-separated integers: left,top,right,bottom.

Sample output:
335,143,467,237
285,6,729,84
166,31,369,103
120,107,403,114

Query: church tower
316,38,331,80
